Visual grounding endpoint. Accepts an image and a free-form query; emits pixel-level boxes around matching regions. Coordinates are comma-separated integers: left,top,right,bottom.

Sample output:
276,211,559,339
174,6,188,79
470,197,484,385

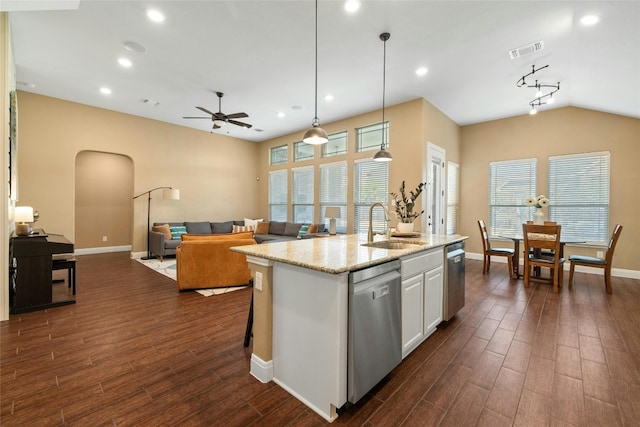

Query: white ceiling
6,1,640,142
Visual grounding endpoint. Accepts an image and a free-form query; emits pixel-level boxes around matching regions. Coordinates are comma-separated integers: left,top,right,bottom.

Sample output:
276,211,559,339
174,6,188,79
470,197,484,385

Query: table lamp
325,206,341,235
15,206,34,236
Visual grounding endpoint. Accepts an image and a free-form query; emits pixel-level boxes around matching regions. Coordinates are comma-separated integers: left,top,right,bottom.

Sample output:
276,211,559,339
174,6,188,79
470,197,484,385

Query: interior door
425,142,445,235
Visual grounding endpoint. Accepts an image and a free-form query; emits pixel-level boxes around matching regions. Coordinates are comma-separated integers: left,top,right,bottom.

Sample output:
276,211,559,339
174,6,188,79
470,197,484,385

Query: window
356,122,388,152
293,141,314,162
354,159,389,234
447,162,459,235
320,161,347,233
269,170,288,221
322,131,348,157
292,166,314,223
270,145,288,166
548,152,610,243
489,158,537,236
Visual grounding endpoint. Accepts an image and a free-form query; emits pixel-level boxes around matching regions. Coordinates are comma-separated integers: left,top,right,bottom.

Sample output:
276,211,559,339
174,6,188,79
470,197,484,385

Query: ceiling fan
183,92,252,130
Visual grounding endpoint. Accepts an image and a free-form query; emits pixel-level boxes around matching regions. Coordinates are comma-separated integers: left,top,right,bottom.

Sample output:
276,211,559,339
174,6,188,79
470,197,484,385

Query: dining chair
478,219,514,278
522,223,564,292
568,224,623,295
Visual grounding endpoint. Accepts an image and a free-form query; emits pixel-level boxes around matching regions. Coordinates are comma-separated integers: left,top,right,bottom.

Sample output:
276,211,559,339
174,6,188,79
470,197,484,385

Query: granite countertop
230,233,468,274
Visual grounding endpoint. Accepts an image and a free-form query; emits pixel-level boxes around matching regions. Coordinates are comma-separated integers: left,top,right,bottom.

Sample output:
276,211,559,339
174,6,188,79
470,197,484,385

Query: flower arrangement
390,181,427,223
525,195,550,208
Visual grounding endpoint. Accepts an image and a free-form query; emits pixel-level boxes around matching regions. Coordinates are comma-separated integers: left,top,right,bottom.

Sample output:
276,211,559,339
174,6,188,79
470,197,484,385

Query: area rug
135,258,248,297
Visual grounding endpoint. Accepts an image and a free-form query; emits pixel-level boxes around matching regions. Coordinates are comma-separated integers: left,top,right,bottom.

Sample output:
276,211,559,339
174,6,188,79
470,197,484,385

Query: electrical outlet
596,250,604,258
255,271,263,291
102,235,108,242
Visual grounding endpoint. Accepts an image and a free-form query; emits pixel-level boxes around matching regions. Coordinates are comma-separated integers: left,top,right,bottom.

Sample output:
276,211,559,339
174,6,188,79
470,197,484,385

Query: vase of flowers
391,181,427,233
525,195,550,225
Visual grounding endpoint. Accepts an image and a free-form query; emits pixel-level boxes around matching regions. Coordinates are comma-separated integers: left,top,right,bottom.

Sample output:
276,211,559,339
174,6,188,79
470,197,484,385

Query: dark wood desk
10,231,75,313
496,234,584,279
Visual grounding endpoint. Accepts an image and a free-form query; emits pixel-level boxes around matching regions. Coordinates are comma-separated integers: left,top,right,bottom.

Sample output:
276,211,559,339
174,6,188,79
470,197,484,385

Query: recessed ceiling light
415,67,428,76
122,40,146,53
146,9,165,23
324,94,334,101
580,14,600,26
291,105,303,111
344,0,361,13
118,58,132,68
100,87,112,95
277,112,285,118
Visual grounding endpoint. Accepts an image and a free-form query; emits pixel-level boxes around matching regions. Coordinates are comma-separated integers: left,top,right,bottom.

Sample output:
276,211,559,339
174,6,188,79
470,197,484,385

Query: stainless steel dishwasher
348,259,402,404
443,241,465,321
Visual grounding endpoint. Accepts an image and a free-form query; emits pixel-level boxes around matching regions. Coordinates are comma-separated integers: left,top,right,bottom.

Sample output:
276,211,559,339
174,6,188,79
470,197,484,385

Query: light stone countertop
230,233,468,274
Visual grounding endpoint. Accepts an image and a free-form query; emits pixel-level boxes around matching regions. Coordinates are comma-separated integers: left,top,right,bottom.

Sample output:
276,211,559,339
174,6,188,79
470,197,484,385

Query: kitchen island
231,233,466,422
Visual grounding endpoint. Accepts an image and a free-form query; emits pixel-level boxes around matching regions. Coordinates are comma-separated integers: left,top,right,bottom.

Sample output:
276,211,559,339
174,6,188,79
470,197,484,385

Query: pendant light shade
373,32,392,162
303,0,328,145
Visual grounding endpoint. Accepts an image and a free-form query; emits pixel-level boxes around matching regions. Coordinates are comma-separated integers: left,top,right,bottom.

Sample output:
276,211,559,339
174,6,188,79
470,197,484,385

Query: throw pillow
283,222,303,237
185,221,212,234
307,224,318,234
244,218,263,229
233,224,255,233
152,224,172,240
255,221,270,234
297,224,310,238
169,225,187,240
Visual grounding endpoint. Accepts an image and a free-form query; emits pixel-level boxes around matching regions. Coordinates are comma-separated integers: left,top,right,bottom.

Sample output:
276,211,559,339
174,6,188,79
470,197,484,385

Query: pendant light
303,0,328,145
373,32,392,162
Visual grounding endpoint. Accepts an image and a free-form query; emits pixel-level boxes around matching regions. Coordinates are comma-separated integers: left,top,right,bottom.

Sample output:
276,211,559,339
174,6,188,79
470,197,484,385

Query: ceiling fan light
303,124,328,145
213,119,226,127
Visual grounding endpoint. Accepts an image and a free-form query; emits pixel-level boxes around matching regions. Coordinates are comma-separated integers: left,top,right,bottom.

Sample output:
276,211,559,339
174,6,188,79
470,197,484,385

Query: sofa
150,220,327,260
176,232,256,291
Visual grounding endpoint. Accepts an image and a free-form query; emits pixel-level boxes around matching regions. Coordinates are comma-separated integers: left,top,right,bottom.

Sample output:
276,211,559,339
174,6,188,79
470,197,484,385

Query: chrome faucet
368,202,390,243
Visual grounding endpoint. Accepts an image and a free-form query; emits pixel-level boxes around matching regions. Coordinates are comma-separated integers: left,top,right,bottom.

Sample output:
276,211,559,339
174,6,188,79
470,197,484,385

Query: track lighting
517,64,560,115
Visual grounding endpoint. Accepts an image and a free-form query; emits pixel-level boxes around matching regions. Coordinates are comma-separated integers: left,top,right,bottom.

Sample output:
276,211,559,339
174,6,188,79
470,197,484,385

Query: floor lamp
133,187,180,259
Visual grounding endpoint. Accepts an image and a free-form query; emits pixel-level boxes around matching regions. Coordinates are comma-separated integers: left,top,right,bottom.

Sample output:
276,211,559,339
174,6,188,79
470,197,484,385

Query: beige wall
16,91,260,252
460,107,640,271
256,98,462,233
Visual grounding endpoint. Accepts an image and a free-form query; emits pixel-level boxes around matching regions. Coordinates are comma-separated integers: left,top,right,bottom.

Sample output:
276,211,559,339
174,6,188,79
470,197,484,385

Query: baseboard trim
467,252,640,279
75,245,131,255
250,354,273,383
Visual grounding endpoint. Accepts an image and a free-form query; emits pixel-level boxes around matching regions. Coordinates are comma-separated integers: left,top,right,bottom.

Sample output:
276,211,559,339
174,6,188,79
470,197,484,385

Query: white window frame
270,145,288,166
356,122,388,153
268,169,288,221
548,151,610,243
354,158,389,234
489,158,537,236
322,131,348,158
292,165,315,223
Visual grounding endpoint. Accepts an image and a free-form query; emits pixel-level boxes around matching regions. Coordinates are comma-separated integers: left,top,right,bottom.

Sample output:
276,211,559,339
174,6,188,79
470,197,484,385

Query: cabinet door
424,266,443,335
401,274,424,358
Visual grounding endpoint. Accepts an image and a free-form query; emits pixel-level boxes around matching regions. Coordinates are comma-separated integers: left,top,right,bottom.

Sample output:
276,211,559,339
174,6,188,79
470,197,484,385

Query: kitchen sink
361,241,422,250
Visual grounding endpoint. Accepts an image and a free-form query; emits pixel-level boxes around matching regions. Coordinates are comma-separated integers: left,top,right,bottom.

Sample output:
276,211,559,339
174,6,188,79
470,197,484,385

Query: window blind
320,161,347,233
292,166,314,223
269,170,288,221
354,159,388,233
447,162,459,235
489,158,537,235
548,151,610,243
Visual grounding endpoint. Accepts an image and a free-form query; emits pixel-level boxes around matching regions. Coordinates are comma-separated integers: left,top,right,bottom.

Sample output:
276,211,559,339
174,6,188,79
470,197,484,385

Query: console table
10,230,75,313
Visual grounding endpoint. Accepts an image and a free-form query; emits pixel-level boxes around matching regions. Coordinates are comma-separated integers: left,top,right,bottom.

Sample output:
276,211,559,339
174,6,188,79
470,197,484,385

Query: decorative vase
534,208,544,225
397,222,414,234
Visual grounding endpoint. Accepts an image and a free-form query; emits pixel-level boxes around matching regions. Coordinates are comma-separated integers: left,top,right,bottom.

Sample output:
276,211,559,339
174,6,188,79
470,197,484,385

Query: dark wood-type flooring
1,252,639,426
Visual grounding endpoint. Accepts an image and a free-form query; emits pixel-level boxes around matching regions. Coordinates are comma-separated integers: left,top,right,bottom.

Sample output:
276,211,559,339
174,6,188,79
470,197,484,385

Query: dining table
496,232,585,279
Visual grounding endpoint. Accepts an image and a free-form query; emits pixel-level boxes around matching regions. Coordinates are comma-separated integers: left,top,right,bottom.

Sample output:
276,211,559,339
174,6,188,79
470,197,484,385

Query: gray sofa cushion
185,221,212,234
211,221,234,234
269,221,286,235
283,222,303,237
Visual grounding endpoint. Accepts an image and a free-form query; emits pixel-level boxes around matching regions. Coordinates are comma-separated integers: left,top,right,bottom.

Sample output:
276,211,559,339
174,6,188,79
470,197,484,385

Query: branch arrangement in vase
390,180,427,224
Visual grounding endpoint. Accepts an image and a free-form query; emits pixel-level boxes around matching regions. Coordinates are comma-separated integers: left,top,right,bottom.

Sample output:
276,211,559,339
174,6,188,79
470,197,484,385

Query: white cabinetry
401,247,443,358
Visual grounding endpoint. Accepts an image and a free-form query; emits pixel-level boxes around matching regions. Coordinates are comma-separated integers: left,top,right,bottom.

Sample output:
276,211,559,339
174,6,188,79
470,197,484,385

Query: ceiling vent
509,40,544,59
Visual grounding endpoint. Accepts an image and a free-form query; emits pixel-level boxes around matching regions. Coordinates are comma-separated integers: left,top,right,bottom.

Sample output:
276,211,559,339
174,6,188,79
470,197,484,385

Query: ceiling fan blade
228,119,252,129
183,116,212,119
196,106,216,116
226,112,249,119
